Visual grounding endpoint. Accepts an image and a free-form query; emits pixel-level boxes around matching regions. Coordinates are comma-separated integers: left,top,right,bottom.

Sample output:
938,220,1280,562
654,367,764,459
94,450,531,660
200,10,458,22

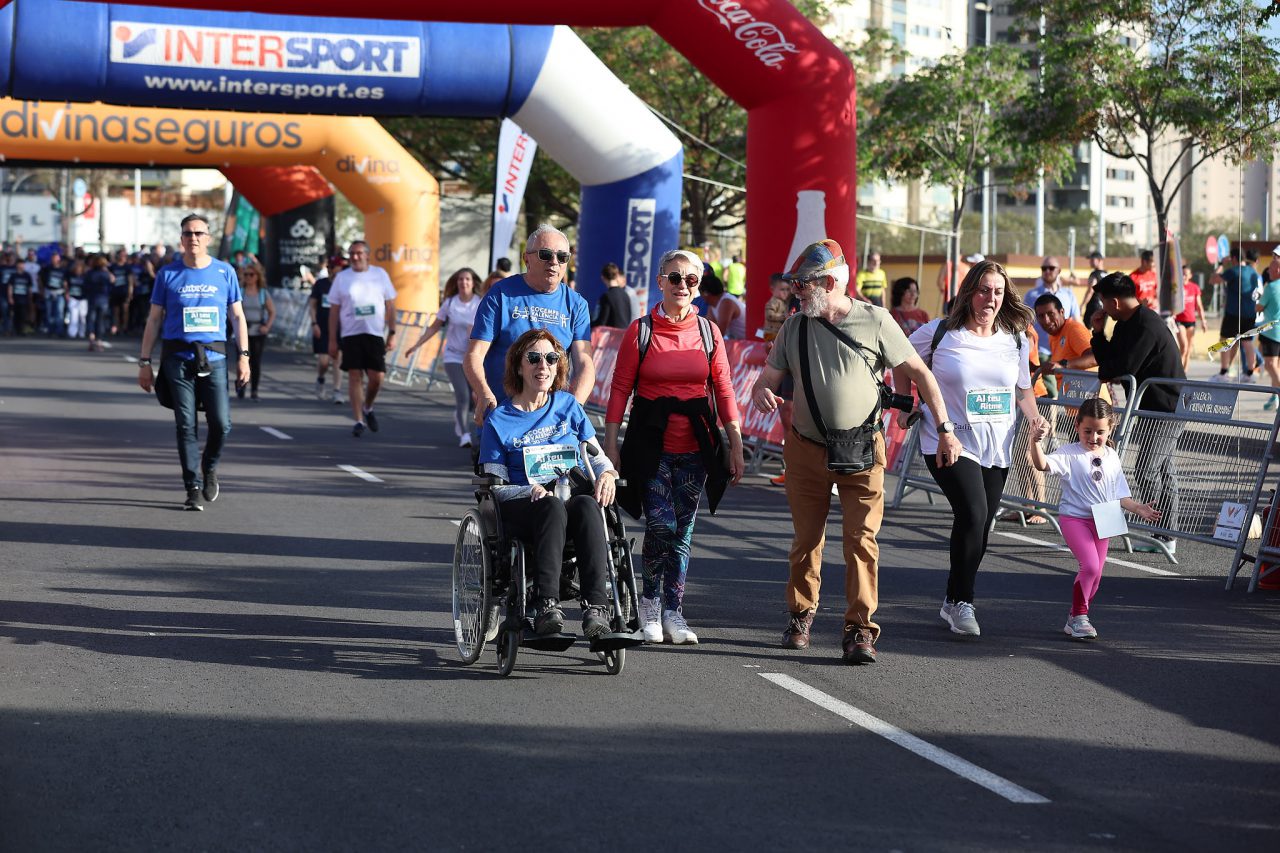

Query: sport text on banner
491,118,537,272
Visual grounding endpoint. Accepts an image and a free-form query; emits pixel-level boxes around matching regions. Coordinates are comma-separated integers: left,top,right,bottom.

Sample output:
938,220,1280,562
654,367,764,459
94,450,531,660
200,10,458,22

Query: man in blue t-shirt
1211,248,1262,381
464,224,594,425
138,213,251,511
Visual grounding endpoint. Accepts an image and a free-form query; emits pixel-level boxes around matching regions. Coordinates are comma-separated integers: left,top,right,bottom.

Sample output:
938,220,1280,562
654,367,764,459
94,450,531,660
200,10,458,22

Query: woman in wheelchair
477,328,619,639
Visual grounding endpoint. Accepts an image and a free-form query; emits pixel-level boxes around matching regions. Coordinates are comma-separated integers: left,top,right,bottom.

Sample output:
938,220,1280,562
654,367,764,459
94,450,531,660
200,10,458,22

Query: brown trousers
783,429,885,638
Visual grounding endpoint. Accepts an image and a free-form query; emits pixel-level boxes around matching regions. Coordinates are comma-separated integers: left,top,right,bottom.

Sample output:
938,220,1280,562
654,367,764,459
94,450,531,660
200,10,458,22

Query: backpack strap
928,321,1022,367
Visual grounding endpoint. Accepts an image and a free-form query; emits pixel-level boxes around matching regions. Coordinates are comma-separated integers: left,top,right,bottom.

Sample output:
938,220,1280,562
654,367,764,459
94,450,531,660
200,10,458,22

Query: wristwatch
938,420,956,434
137,357,151,366
239,349,251,357
1058,359,1069,368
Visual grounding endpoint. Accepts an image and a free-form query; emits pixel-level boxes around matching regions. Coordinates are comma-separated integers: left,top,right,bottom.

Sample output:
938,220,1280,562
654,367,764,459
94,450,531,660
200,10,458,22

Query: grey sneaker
202,469,219,503
939,599,955,626
582,604,611,639
1064,614,1098,639
184,488,205,512
948,601,981,636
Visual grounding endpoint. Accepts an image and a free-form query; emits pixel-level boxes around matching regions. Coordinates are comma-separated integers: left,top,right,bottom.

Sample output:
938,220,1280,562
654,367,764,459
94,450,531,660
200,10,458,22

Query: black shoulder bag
797,315,885,474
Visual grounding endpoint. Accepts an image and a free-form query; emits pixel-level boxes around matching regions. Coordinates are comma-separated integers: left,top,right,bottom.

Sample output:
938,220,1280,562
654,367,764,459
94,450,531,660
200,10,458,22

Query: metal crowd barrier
384,309,445,388
1108,377,1280,574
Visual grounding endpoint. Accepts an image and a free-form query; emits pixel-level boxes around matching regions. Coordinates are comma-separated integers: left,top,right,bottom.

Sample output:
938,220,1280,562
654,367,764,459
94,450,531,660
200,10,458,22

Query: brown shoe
782,610,814,650
842,626,877,664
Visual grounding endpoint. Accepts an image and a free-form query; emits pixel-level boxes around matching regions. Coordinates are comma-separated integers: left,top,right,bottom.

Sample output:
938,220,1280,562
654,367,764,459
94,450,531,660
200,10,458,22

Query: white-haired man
752,239,959,665
465,224,595,425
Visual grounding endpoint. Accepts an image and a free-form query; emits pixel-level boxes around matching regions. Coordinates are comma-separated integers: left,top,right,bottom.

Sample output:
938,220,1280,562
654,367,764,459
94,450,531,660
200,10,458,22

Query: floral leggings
641,452,707,612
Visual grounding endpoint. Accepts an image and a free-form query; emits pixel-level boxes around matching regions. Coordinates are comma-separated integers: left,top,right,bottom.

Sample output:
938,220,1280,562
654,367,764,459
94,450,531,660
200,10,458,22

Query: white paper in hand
1091,499,1129,539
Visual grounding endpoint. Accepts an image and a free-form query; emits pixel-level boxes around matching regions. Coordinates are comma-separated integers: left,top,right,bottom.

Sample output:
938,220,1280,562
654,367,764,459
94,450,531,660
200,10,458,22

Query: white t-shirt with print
1045,442,1131,519
908,320,1032,468
330,265,397,338
439,294,480,363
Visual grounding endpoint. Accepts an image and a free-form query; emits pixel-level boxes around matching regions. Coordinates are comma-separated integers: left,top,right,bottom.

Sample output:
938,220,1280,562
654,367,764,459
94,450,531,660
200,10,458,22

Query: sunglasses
1091,456,1104,482
181,230,209,239
789,276,825,292
1041,265,1059,271
666,272,700,287
524,351,562,365
529,248,571,264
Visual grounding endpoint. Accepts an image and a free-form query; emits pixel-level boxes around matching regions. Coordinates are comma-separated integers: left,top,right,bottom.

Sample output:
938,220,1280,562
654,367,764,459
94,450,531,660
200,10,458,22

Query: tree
1015,0,1280,309
858,45,1074,298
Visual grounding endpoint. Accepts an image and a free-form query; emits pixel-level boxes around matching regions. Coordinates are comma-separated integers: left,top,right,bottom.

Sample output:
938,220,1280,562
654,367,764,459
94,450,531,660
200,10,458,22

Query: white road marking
260,427,293,440
759,673,1051,805
994,530,1181,577
338,464,384,483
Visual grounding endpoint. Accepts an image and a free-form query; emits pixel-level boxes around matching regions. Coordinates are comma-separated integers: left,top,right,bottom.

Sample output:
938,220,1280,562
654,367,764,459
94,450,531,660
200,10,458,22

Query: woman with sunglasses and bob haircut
477,328,619,640
603,248,744,646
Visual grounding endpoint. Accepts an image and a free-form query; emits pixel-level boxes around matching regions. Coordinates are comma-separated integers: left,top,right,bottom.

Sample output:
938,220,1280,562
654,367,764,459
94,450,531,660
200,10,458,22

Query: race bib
522,443,578,484
182,306,220,334
12,283,27,296
966,387,1013,422
354,303,376,317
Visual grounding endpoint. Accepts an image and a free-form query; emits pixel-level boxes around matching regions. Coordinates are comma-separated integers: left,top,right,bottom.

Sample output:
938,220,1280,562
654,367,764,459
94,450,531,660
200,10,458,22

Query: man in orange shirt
1033,293,1096,374
1130,250,1159,311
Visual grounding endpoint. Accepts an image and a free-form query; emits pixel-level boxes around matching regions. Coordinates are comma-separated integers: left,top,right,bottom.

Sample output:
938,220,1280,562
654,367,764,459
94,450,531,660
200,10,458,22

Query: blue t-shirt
1260,277,1280,342
151,258,242,362
1222,265,1260,317
478,391,596,487
470,275,591,399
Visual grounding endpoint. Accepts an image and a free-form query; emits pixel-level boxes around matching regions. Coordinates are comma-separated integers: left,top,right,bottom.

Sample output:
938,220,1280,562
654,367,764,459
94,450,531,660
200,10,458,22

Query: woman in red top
1174,264,1207,371
604,249,744,646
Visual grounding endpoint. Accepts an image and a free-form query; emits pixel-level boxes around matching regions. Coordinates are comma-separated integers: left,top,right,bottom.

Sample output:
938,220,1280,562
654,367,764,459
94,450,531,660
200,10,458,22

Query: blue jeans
641,452,707,611
86,297,110,340
163,354,232,491
44,293,66,337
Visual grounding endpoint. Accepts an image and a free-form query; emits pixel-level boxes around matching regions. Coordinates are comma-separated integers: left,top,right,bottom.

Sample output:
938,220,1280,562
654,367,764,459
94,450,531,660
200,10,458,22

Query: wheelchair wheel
603,646,625,676
497,627,519,676
452,509,491,665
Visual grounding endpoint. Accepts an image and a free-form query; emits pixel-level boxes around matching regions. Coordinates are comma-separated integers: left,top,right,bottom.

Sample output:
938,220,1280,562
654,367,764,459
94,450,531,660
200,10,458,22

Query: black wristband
138,357,151,365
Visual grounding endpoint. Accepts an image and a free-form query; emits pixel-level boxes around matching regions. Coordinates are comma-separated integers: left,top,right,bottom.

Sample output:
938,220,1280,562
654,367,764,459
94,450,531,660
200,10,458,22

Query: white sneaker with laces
939,599,955,625
1240,373,1259,384
1209,373,1229,383
459,434,472,448
948,601,981,636
1064,613,1098,639
639,596,663,643
662,607,698,644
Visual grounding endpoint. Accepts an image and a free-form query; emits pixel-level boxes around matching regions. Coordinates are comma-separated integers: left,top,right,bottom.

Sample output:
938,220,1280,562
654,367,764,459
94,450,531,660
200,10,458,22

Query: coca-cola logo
698,0,799,69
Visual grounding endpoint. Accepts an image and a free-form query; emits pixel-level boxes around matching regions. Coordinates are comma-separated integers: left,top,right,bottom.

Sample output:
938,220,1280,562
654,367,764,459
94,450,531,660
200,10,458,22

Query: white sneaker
662,607,698,644
315,379,326,399
1209,372,1229,383
459,434,472,448
639,596,663,643
939,599,954,625
947,601,981,636
1240,373,1259,384
1064,614,1098,639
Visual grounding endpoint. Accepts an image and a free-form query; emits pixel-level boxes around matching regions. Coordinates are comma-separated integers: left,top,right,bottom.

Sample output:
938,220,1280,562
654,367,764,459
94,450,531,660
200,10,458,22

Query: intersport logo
697,0,798,69
109,21,420,78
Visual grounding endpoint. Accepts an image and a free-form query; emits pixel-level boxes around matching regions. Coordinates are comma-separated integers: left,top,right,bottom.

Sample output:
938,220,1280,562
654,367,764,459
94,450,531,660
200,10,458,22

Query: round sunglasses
524,351,562,365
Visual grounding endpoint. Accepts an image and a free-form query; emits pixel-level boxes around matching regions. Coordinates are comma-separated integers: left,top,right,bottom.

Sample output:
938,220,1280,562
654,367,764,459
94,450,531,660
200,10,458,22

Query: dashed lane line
260,427,293,440
994,530,1181,577
759,673,1051,804
337,464,384,483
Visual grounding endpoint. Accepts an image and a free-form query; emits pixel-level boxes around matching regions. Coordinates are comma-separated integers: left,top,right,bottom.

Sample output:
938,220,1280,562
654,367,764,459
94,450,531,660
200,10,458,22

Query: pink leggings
1059,515,1109,616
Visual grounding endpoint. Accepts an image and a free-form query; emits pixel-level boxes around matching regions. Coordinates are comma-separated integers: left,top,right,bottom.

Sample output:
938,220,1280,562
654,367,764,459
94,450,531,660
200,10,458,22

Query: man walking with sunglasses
327,240,398,437
466,224,594,428
137,214,250,511
1025,256,1080,397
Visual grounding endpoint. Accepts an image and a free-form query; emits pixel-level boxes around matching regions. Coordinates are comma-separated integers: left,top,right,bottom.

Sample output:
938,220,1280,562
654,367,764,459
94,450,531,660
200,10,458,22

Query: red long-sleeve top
606,305,740,454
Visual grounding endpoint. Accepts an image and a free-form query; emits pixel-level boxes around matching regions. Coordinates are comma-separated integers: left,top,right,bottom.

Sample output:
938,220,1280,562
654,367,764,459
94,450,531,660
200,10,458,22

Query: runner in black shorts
327,241,397,437
1220,312,1256,341
340,333,388,373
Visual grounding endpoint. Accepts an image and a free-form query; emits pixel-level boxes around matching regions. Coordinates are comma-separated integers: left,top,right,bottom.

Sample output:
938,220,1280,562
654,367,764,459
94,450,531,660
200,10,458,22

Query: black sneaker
352,422,365,438
364,409,379,432
202,469,219,503
533,598,564,635
582,604,611,639
184,488,205,512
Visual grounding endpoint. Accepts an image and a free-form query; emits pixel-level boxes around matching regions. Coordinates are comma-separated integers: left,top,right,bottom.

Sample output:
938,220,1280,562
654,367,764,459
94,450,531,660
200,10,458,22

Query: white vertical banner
491,118,537,272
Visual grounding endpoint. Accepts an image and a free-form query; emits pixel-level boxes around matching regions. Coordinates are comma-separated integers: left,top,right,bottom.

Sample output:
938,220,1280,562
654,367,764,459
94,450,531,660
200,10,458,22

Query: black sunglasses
790,276,824,292
181,230,209,239
1041,265,1058,271
666,272,700,287
1091,456,1103,482
524,351,562,365
529,248,571,264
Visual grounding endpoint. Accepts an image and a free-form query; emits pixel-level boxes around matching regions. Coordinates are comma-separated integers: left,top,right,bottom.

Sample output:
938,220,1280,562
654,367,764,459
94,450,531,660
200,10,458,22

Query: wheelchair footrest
520,631,577,652
588,631,644,653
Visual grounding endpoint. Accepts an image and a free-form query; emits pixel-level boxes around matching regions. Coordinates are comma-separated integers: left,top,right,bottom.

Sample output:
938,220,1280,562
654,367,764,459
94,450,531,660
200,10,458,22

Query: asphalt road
2,335,1278,852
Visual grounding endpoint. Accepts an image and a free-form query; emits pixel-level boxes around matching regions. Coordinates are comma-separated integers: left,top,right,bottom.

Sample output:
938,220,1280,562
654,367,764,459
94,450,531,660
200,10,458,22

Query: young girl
1029,398,1160,640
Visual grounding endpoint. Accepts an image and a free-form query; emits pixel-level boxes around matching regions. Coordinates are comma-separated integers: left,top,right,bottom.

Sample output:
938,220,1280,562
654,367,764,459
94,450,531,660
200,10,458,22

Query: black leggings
923,455,1008,604
499,494,609,606
247,335,267,394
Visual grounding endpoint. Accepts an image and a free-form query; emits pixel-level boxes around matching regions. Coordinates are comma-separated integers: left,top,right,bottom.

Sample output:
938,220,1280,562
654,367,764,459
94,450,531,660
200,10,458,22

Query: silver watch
938,420,956,434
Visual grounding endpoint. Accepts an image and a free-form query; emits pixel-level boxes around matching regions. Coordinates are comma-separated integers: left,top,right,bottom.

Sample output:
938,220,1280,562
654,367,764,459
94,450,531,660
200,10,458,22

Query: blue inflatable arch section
0,0,682,306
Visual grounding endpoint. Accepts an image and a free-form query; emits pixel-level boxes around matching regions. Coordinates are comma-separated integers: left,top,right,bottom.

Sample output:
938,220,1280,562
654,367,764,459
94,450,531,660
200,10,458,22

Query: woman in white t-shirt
902,260,1048,637
406,267,482,446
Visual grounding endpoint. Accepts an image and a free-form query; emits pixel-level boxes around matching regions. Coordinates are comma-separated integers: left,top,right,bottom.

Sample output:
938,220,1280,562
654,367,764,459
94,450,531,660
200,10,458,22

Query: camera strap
798,316,884,439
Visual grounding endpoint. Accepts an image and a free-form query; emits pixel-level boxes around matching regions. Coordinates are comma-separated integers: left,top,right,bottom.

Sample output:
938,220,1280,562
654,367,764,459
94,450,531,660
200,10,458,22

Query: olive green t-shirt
767,302,917,443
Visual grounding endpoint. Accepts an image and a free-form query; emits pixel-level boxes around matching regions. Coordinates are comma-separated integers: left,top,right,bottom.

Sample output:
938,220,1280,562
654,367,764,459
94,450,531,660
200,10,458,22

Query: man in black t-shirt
1081,250,1108,329
1090,272,1186,553
40,251,69,338
307,254,346,402
8,260,35,336
109,248,134,335
591,262,633,329
0,251,15,336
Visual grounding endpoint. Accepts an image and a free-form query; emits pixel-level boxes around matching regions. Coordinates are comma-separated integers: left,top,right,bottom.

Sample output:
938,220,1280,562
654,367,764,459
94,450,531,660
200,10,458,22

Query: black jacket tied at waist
617,394,728,520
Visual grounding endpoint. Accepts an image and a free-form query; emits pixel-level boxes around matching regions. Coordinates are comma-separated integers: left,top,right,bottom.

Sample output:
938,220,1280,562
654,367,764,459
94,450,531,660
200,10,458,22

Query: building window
892,21,907,43
1105,167,1136,181
1106,195,1135,208
892,0,907,14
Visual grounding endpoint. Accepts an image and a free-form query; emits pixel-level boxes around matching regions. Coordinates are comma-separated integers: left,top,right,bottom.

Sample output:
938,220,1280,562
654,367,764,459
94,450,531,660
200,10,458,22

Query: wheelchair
451,443,643,676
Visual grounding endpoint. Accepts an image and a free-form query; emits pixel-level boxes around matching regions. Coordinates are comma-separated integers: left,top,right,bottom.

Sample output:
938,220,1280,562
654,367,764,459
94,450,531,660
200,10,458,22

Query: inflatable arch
0,97,439,308
0,0,685,315
109,0,859,334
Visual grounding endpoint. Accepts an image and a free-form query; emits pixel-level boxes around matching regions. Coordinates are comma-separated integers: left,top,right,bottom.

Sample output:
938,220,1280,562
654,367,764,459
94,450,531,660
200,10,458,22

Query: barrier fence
1243,488,1280,592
